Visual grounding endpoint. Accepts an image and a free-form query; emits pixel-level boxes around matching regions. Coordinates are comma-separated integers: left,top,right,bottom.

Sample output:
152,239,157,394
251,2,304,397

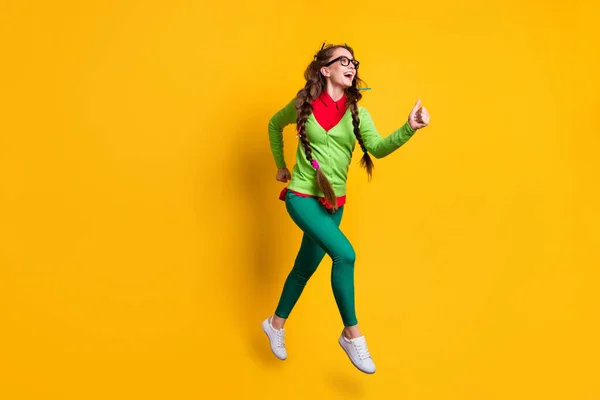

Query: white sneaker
261,316,287,360
338,332,376,374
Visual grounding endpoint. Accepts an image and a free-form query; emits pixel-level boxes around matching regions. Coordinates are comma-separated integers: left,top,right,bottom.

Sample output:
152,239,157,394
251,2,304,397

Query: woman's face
321,47,359,89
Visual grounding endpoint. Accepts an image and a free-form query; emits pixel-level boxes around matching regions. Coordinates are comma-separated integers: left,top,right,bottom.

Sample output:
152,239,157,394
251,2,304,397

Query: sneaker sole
262,320,287,361
338,336,376,374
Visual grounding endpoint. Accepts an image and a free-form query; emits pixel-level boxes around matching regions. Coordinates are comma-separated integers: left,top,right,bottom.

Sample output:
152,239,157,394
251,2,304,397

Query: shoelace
276,329,285,348
353,339,371,360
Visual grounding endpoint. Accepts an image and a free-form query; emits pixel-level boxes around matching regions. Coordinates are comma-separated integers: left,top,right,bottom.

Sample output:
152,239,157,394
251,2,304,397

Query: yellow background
1,0,599,399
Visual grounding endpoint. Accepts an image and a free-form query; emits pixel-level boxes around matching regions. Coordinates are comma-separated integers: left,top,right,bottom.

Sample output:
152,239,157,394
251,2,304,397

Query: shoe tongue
352,336,366,345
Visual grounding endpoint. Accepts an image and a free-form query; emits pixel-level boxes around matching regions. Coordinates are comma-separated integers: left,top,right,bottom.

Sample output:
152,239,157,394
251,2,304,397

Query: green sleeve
358,107,417,159
268,98,297,169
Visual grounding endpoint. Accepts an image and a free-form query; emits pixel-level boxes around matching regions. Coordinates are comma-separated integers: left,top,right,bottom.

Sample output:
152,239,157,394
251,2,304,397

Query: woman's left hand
408,100,430,130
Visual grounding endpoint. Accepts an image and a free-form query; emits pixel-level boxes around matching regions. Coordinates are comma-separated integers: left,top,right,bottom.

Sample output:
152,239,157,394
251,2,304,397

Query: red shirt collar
317,91,347,111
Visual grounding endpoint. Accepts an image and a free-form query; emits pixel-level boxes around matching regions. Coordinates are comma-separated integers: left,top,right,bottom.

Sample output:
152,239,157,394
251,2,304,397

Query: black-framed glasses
324,56,360,70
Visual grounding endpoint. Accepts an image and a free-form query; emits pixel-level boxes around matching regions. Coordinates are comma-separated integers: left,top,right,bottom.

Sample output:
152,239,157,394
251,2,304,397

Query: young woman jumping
262,43,430,374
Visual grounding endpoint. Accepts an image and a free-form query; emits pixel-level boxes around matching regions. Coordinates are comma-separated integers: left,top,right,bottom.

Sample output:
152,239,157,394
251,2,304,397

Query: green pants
274,190,358,326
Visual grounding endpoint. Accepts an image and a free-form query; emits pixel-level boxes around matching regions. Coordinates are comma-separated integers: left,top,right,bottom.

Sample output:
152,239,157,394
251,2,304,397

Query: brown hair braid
295,43,373,210
347,89,374,181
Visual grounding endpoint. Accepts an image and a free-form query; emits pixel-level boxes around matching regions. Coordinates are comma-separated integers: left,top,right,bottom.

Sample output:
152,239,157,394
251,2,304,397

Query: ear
320,66,330,78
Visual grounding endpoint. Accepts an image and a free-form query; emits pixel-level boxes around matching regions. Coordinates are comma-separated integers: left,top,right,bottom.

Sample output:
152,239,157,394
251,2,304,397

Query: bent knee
335,249,356,266
292,266,318,282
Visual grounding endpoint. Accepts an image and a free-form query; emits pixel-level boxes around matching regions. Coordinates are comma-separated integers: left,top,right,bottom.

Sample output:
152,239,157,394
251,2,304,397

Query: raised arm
358,108,416,159
268,98,297,169
359,100,429,158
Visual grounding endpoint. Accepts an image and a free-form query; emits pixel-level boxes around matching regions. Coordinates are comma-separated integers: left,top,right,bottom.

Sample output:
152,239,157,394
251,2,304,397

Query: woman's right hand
276,168,291,183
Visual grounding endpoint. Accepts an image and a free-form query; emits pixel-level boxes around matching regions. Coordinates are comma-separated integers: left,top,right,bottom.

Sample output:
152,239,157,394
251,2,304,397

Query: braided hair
294,43,374,210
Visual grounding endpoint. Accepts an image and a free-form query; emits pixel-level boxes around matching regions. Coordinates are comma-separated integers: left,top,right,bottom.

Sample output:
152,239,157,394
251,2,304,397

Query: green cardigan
268,97,417,197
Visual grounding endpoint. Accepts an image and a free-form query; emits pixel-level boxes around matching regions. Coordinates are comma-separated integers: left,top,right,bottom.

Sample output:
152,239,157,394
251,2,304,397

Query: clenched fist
408,100,430,131
276,168,291,183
